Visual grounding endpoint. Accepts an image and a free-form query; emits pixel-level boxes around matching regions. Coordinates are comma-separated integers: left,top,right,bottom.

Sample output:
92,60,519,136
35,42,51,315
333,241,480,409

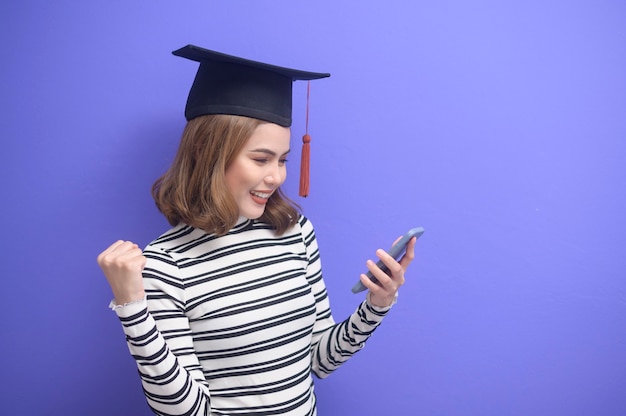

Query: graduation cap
173,44,330,197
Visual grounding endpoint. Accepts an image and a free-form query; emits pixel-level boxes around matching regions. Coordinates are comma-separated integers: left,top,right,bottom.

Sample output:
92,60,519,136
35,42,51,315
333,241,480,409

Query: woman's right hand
97,240,147,305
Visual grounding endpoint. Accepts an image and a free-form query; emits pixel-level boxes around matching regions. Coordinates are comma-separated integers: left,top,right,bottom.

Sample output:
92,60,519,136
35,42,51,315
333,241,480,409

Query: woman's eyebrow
248,148,291,156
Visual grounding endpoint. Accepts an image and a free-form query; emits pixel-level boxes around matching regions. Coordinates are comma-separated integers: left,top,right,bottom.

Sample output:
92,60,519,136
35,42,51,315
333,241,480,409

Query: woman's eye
253,158,269,164
279,158,288,165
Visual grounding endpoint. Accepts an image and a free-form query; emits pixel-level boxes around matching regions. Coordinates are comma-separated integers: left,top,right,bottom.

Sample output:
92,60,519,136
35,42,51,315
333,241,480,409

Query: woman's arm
297,218,416,379
98,241,212,416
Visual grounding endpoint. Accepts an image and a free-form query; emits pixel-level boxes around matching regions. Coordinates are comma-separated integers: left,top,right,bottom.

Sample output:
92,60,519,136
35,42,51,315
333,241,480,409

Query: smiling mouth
250,191,272,199
250,190,273,204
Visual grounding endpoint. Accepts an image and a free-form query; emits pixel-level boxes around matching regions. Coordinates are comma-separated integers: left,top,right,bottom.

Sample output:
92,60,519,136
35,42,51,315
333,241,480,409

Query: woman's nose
265,164,283,185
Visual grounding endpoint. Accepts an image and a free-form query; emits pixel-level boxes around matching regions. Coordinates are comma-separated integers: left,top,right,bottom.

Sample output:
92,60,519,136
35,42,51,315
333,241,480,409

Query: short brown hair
152,114,300,236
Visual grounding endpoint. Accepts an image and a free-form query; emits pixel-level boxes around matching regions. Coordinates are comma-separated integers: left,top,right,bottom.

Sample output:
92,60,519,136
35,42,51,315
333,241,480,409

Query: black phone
351,227,424,294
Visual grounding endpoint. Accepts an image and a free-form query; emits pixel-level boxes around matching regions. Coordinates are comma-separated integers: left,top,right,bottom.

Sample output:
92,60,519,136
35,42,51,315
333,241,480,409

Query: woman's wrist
367,292,398,308
109,293,147,310
112,290,146,307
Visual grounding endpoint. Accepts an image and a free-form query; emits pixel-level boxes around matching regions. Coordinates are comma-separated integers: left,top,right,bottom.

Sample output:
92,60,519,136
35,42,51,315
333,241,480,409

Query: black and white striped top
113,216,391,415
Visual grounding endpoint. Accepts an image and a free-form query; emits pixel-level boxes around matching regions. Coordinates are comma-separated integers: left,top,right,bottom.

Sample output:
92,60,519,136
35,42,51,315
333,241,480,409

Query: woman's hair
152,114,300,236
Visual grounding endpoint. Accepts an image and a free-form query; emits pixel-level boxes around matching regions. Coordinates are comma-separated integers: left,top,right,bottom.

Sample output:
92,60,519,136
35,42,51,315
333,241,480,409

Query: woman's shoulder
292,214,317,240
289,213,310,230
144,223,204,254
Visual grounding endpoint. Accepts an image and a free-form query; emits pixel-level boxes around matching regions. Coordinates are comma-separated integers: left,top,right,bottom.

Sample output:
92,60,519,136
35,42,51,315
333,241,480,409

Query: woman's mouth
250,190,272,205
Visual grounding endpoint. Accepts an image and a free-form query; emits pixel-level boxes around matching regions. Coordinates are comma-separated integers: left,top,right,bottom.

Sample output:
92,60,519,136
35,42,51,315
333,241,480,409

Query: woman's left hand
359,236,417,307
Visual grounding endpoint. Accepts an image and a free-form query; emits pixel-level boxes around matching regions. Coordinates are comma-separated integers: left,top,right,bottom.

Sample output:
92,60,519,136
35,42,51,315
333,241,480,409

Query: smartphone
351,227,424,294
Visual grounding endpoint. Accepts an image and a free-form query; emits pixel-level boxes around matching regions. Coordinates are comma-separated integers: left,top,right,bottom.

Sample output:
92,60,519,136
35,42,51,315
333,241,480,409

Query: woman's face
225,122,291,219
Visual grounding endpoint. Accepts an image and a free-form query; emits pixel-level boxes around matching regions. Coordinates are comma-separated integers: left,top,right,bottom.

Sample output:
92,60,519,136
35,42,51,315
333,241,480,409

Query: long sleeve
113,246,212,416
298,217,393,379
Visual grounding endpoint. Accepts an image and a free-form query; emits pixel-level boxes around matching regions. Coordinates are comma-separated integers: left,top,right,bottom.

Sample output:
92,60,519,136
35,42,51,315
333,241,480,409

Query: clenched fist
97,240,147,305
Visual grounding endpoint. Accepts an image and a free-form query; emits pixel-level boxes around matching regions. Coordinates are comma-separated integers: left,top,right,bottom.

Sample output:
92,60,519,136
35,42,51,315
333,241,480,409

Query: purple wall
2,1,625,415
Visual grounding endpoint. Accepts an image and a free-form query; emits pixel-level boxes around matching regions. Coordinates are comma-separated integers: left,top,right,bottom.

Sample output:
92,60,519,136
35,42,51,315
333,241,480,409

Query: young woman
97,45,417,416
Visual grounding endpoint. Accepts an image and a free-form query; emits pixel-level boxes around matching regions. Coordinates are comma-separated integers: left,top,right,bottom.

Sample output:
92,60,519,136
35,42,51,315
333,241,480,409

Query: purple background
2,1,625,415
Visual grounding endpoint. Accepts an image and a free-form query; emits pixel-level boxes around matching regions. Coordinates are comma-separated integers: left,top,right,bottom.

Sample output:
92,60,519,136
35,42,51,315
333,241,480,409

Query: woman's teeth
250,191,271,199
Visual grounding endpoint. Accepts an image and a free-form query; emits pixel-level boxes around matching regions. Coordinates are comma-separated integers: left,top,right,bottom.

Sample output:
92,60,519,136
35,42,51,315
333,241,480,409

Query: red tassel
299,133,311,197
299,81,312,197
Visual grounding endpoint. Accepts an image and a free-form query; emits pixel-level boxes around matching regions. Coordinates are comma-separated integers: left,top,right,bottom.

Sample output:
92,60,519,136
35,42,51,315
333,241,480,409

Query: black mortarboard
172,44,330,126
172,44,330,197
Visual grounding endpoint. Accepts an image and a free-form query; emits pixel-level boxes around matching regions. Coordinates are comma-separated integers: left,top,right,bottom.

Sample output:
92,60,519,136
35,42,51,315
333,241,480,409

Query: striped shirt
113,215,391,415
